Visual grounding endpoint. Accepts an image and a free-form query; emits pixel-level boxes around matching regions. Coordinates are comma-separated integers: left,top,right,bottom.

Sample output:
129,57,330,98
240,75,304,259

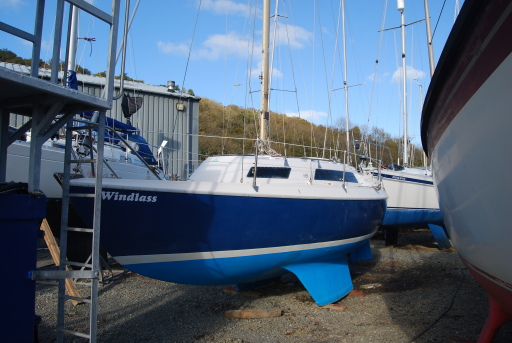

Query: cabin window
247,167,291,179
314,169,358,183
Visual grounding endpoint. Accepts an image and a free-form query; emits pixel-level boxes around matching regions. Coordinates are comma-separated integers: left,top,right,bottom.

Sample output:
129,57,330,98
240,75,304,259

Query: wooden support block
349,290,366,297
225,309,282,319
360,283,382,289
40,219,83,306
222,287,238,294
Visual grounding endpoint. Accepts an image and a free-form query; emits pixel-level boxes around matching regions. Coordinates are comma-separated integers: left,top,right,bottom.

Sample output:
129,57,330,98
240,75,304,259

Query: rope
410,268,466,342
78,37,96,56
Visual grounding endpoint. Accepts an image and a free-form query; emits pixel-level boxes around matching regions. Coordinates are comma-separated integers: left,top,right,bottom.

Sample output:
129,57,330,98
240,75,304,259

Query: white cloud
366,71,390,83
274,23,312,49
158,31,254,61
157,41,190,56
285,109,327,125
195,31,251,60
392,65,425,83
156,11,312,64
271,67,283,80
249,60,284,82
201,0,253,16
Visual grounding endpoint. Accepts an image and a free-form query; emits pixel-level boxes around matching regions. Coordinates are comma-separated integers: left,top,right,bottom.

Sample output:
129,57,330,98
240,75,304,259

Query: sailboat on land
69,0,387,306
376,0,446,247
422,0,512,339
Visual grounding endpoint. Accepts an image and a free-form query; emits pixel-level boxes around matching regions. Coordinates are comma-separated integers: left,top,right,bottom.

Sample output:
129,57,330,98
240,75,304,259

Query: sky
0,0,463,147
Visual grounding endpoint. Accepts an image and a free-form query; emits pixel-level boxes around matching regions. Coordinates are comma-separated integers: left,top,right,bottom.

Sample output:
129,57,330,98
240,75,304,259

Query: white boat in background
5,3,161,208
376,0,445,247
68,0,388,306
6,119,161,199
378,164,445,244
6,112,162,247
421,0,512,340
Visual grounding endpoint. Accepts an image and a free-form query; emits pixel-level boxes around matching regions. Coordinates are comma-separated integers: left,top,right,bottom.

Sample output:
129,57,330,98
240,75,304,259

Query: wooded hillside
198,97,426,167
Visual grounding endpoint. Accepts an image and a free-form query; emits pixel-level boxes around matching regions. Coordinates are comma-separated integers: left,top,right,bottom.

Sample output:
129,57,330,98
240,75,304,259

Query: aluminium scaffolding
0,1,122,342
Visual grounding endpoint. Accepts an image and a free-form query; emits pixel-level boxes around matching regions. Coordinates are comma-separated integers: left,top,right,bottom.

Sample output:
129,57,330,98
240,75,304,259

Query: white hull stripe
115,231,376,265
386,206,439,211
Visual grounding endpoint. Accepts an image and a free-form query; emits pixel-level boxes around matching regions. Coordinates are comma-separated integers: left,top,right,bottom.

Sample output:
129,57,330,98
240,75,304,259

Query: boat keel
349,240,372,262
427,224,451,249
478,295,512,343
463,258,512,342
283,258,353,306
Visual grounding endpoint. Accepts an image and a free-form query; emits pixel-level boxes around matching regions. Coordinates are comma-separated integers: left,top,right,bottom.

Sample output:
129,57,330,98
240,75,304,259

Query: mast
341,0,350,163
68,5,79,72
398,0,408,167
342,0,350,160
423,0,435,77
423,0,434,170
259,0,271,142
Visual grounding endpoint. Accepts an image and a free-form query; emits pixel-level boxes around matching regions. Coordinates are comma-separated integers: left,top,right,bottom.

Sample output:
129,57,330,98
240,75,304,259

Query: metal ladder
32,113,107,342
59,113,106,341
1,1,121,341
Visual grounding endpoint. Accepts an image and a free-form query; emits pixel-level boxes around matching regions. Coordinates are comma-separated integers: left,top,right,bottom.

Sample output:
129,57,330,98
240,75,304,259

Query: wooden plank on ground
40,219,83,306
225,309,282,319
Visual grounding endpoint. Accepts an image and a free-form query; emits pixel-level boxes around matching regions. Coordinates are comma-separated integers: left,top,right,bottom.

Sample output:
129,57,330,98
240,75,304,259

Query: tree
115,72,144,83
0,49,31,65
196,97,427,166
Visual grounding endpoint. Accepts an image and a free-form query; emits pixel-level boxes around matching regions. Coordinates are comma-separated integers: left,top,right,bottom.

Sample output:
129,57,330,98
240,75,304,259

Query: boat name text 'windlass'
102,192,157,202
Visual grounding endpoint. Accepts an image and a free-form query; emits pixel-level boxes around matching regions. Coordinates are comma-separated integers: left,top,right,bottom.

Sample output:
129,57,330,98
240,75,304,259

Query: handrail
0,0,120,103
71,117,163,180
106,127,163,180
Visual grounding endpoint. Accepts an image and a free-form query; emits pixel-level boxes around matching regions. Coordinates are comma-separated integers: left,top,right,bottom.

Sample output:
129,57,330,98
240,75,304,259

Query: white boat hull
6,139,158,199
432,54,512,293
379,168,441,227
421,0,512,339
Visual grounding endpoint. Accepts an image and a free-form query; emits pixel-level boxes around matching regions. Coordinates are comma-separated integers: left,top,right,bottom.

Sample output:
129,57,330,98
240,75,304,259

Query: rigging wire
279,2,304,157
328,0,343,159
171,0,202,169
310,2,317,157
221,4,229,155
177,0,202,113
431,0,447,40
285,1,308,157
237,0,259,181
315,0,334,158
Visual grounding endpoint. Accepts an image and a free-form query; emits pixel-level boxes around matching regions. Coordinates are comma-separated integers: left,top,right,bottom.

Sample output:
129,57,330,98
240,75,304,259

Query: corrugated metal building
3,62,199,179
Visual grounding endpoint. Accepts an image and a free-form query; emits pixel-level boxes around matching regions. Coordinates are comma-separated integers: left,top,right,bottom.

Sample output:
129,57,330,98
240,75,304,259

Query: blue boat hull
382,207,443,227
70,186,386,305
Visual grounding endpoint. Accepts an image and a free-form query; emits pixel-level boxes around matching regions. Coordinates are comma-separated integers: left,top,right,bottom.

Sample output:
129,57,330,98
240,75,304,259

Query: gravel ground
35,229,512,342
